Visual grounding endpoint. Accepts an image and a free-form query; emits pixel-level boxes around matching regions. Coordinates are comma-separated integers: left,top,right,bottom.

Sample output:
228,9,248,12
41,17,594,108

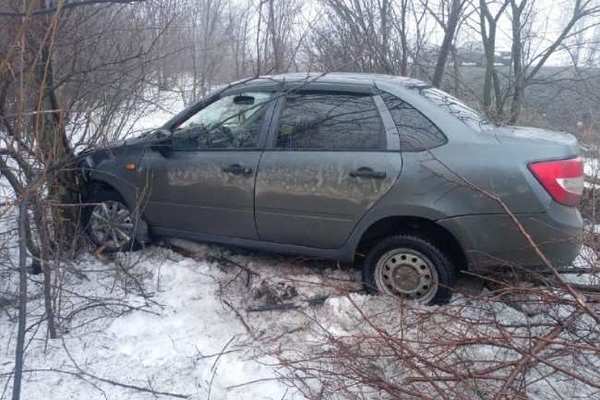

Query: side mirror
149,129,174,156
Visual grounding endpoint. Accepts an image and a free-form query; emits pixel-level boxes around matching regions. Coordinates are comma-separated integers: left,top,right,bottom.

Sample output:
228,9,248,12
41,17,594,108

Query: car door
141,91,275,240
255,90,402,249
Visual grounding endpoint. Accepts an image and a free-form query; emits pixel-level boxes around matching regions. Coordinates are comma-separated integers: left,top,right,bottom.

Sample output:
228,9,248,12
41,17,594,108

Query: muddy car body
79,72,583,304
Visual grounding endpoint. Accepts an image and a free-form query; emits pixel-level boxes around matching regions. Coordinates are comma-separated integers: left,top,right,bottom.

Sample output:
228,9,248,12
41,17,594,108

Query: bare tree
308,0,425,75
478,0,510,116
395,0,412,75
0,0,172,343
509,0,600,123
428,0,468,87
192,0,229,100
258,0,304,73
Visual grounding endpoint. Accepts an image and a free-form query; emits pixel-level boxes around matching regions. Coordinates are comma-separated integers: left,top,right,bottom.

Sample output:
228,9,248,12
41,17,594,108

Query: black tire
81,185,142,253
362,234,456,305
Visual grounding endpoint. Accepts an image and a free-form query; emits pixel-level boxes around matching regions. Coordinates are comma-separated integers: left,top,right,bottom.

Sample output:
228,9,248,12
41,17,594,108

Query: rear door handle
349,167,387,179
223,163,253,176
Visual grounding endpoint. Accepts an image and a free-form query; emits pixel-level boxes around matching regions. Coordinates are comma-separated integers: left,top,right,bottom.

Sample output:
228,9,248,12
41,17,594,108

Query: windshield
169,92,272,149
415,87,492,132
177,92,272,131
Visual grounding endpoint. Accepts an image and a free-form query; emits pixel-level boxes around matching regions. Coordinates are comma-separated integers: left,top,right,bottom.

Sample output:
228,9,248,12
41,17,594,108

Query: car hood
77,134,157,167
77,130,162,157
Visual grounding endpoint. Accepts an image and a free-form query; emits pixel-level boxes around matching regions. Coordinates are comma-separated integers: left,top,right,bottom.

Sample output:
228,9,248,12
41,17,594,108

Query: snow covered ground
0,233,364,400
0,243,295,399
1,233,599,399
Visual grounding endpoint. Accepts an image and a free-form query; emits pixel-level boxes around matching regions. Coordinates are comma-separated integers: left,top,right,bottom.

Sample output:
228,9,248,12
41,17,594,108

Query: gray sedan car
79,73,583,304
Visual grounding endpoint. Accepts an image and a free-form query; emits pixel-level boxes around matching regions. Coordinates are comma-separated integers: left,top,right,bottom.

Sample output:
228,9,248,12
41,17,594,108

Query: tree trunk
432,0,461,88
510,0,525,123
12,200,29,400
255,0,263,75
479,0,511,120
399,0,409,76
191,17,199,103
35,39,80,248
31,0,79,340
35,201,57,339
268,0,282,73
479,0,496,113
379,0,391,73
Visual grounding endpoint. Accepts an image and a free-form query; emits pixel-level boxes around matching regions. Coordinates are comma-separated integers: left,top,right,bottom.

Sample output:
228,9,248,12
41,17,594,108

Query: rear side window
382,93,447,151
276,92,384,150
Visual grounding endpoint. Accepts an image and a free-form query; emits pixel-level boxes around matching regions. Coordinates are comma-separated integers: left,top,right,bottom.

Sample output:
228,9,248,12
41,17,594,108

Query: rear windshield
413,86,493,132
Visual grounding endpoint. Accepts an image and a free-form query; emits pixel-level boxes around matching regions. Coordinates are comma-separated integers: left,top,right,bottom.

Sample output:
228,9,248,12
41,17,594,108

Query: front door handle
349,167,387,179
223,163,253,176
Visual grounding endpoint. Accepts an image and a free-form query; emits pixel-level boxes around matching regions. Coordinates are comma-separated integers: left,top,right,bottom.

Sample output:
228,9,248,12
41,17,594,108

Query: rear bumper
438,206,582,271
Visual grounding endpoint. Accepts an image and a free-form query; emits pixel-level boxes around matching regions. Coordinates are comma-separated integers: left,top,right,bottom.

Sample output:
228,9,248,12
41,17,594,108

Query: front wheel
362,235,456,305
82,187,141,252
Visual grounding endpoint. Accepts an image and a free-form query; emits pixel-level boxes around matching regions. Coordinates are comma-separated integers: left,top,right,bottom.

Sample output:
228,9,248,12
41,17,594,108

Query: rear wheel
362,235,455,305
82,187,141,252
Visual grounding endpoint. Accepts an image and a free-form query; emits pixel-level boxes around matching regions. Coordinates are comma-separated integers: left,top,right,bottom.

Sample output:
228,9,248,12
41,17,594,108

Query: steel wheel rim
89,200,134,249
374,248,439,304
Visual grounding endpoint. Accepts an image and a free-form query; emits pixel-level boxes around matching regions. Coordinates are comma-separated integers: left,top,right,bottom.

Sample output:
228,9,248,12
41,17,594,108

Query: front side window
382,93,447,151
276,92,384,150
173,92,272,149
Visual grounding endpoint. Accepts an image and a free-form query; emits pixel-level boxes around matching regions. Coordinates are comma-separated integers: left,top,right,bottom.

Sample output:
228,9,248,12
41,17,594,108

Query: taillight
528,157,583,207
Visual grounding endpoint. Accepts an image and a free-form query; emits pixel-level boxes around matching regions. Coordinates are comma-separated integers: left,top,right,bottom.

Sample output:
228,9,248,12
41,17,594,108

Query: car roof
225,72,428,93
